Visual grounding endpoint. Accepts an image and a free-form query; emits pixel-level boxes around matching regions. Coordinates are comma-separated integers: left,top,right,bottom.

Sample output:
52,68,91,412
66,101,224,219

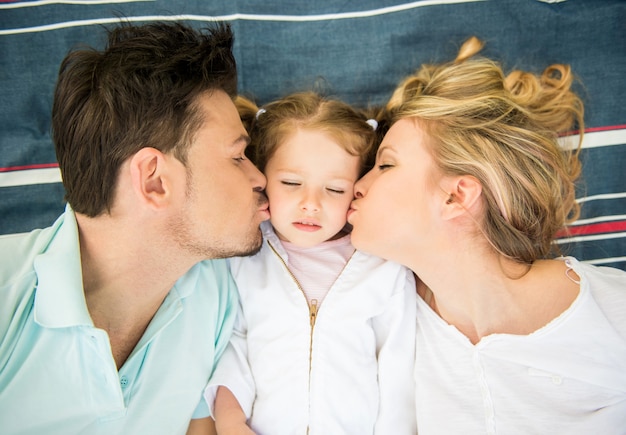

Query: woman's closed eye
378,163,394,171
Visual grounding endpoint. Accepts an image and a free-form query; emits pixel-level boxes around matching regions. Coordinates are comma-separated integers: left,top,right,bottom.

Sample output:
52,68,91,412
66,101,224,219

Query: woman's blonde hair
235,92,377,176
388,37,584,264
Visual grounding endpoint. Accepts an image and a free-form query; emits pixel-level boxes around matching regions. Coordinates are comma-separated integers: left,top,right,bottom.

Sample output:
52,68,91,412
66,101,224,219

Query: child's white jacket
205,222,417,435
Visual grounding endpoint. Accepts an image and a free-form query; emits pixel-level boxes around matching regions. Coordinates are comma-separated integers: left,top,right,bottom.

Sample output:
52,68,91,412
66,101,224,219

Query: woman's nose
354,170,372,199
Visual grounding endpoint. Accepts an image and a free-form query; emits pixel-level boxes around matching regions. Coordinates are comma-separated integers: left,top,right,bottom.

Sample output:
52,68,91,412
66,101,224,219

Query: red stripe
561,124,626,136
556,220,626,238
0,163,59,173
585,124,626,133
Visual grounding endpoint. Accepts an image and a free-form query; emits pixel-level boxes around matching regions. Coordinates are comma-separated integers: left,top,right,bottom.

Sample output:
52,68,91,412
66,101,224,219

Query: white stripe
558,129,626,150
0,0,152,10
583,256,626,266
576,192,626,204
0,0,486,34
0,168,62,188
571,214,626,226
554,231,626,244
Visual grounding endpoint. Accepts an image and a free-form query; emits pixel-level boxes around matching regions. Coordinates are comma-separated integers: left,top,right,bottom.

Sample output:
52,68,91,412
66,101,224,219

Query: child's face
264,128,360,248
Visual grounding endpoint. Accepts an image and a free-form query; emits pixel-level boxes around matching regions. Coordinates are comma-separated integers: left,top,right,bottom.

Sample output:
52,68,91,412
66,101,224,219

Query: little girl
204,92,416,434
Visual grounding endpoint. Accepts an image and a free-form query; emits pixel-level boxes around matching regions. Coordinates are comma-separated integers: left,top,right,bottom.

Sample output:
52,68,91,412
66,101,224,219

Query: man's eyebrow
231,134,251,147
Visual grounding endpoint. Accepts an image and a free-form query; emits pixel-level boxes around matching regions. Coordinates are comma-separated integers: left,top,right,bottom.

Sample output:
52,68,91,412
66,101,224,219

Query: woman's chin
350,229,374,254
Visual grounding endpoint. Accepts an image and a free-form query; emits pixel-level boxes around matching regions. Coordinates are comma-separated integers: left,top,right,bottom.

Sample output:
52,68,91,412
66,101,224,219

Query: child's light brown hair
236,92,377,176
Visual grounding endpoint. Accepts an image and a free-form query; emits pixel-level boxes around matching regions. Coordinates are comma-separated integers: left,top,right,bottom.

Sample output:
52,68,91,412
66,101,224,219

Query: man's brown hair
52,21,237,216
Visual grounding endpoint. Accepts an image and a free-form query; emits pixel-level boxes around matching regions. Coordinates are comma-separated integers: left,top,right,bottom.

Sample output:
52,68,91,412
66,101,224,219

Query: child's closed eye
326,188,345,194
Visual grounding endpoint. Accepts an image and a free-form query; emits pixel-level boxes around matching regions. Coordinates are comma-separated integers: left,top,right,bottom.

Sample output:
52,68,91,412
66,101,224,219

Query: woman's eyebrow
376,144,397,159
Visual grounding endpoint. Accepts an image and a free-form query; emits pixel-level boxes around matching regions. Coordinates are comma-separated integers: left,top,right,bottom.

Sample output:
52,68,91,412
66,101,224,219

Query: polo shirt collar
33,205,93,328
171,261,201,300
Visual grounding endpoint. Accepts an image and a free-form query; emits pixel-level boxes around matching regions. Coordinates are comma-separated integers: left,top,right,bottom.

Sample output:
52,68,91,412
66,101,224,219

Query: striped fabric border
2,129,624,267
2,126,623,187
551,127,626,266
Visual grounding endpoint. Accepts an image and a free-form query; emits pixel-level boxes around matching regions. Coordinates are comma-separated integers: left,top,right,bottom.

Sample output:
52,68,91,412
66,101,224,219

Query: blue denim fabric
1,0,625,269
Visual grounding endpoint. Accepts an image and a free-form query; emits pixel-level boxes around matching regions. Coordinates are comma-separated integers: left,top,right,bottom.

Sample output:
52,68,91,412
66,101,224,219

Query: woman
348,37,626,434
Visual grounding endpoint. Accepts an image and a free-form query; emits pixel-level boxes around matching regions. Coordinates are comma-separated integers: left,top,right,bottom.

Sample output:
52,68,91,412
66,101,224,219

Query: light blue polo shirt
0,208,238,435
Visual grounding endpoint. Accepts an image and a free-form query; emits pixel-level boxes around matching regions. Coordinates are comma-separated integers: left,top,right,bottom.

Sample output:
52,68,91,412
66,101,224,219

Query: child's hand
214,386,255,435
215,423,256,435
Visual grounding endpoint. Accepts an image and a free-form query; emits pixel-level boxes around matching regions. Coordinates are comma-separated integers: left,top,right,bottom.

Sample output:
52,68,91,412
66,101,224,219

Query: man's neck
75,212,195,369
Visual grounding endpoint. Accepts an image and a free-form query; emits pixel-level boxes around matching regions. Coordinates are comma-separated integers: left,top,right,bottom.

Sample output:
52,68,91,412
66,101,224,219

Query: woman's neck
415,256,580,345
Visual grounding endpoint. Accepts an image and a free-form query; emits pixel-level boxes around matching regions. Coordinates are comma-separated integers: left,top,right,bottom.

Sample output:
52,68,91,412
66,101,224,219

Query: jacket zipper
268,240,317,433
309,299,318,327
267,240,318,326
267,239,355,433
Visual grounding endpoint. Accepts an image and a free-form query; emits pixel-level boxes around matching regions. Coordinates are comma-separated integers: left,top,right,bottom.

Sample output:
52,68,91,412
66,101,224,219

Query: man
0,22,269,434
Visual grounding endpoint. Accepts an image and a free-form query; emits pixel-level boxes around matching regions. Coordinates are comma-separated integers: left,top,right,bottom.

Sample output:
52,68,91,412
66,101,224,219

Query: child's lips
258,202,270,220
347,206,357,222
292,220,322,232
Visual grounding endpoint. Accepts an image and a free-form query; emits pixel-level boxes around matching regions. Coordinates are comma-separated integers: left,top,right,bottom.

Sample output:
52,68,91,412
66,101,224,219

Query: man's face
168,90,269,259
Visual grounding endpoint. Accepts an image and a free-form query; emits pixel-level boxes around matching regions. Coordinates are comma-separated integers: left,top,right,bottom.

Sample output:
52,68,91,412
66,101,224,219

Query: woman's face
348,118,443,265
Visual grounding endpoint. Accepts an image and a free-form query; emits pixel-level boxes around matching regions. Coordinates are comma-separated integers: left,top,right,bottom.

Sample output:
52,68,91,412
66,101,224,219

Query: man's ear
441,175,482,219
128,147,170,209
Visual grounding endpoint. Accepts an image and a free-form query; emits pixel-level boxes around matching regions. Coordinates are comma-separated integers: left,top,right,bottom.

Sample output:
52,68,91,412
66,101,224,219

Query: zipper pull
309,299,318,327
